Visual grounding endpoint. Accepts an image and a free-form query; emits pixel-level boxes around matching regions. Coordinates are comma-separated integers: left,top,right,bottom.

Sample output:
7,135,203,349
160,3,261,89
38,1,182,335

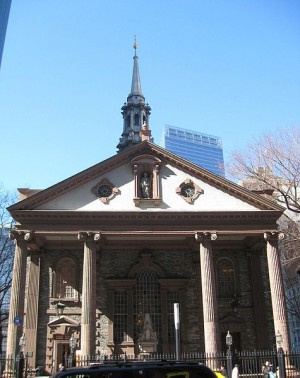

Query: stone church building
6,45,290,374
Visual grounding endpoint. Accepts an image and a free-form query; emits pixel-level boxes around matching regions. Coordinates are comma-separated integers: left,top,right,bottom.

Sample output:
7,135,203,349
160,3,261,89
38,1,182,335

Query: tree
0,184,16,354
227,126,300,214
227,126,300,324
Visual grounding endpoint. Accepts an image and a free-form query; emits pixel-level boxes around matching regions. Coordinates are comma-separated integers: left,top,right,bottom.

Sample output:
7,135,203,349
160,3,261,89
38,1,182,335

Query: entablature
10,210,282,231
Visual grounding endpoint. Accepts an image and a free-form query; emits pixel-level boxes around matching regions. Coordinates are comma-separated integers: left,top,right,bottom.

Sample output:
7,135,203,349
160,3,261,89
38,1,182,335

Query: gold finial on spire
133,35,138,51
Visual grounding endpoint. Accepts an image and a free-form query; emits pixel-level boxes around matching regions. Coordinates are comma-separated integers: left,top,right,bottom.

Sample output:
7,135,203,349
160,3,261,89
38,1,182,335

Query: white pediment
36,161,261,212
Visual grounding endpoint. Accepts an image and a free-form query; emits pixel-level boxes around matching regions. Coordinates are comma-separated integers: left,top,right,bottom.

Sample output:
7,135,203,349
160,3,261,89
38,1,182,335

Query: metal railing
73,350,300,378
1,349,299,378
0,355,38,378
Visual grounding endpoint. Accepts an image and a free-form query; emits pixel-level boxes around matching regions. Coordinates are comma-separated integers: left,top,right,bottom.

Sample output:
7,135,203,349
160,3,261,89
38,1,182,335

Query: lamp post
68,336,76,367
174,303,180,361
226,331,233,378
275,331,286,378
16,334,26,378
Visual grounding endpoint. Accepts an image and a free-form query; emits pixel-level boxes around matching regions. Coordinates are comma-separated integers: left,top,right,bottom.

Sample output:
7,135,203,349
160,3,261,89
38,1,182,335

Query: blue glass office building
161,125,225,177
0,0,12,68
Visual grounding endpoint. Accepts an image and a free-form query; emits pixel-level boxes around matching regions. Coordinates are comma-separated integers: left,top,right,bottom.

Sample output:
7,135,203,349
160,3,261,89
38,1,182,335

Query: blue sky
0,0,299,192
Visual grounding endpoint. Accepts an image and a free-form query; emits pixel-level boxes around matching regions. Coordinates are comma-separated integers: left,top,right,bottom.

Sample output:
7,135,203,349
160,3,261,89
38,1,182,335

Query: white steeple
117,38,152,152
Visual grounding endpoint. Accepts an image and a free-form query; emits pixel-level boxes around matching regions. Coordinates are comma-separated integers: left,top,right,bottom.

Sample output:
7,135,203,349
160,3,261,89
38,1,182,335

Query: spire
129,36,144,100
117,39,152,152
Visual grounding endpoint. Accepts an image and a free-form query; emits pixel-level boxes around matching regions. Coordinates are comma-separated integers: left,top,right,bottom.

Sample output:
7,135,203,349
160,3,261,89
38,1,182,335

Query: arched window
134,268,161,340
134,113,139,125
55,257,77,299
126,115,130,129
108,254,187,352
216,258,236,298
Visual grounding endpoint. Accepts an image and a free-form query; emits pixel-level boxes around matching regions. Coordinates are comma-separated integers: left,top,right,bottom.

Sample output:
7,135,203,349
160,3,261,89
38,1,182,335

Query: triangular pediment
48,315,79,328
8,142,283,219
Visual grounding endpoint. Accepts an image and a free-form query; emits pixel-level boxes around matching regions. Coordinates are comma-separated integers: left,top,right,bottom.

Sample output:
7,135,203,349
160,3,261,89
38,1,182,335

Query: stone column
24,254,41,368
195,232,219,354
153,164,161,202
264,231,290,351
78,232,100,356
6,231,31,358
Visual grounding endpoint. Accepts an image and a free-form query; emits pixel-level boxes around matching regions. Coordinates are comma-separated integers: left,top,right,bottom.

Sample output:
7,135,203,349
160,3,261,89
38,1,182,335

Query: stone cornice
11,210,281,232
8,142,284,212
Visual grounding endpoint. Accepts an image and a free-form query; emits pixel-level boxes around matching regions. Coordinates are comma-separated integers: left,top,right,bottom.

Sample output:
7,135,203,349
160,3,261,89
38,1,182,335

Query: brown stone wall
35,246,274,363
35,249,83,369
96,249,203,352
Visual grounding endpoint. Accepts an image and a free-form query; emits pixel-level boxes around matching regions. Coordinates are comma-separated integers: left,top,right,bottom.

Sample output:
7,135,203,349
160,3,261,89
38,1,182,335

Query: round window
181,184,195,198
97,184,113,198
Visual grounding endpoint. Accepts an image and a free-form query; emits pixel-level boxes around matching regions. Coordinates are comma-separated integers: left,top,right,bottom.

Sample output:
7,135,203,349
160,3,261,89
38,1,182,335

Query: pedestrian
220,365,228,378
232,364,239,378
262,361,270,378
269,364,276,378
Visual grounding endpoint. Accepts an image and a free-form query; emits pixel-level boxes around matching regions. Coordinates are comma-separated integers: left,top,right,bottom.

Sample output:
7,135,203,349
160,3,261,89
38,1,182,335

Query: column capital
78,232,101,242
9,230,34,243
264,231,285,242
195,232,217,243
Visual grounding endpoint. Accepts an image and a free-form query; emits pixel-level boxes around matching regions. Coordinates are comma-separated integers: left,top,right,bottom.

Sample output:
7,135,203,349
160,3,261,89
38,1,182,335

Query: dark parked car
52,361,217,378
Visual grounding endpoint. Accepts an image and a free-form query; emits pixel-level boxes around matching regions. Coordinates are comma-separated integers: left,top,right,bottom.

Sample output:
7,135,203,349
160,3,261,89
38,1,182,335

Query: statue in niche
140,172,151,198
138,313,158,353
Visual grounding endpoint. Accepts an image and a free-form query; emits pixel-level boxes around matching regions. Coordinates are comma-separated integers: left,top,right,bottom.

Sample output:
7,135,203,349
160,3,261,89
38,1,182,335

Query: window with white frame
55,257,77,299
216,258,236,298
133,268,161,340
114,291,128,342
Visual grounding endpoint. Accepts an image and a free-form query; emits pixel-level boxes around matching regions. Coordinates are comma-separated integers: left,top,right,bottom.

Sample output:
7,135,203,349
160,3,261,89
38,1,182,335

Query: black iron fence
0,355,38,378
74,350,300,378
1,350,299,378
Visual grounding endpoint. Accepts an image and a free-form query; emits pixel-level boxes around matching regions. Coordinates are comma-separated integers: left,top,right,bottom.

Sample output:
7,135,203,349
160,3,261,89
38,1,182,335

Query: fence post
16,351,24,378
277,348,286,378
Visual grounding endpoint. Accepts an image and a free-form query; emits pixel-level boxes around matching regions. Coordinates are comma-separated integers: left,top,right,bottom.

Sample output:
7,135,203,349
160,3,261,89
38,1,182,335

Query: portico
5,43,290,374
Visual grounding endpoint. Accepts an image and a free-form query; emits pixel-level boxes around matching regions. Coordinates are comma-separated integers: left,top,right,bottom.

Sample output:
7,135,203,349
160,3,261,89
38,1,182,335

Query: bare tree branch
227,126,300,322
0,184,17,326
227,126,300,214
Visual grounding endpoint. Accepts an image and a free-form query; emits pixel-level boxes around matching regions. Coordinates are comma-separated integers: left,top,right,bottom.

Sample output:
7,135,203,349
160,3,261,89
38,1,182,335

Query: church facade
6,45,290,374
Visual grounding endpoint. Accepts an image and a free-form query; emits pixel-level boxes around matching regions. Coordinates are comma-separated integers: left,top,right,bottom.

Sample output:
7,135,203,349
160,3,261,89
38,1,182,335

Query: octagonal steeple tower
117,39,152,152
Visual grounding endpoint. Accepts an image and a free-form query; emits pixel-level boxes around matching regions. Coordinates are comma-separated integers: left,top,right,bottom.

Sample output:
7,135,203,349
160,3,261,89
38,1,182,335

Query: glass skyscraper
161,125,225,177
0,0,12,68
